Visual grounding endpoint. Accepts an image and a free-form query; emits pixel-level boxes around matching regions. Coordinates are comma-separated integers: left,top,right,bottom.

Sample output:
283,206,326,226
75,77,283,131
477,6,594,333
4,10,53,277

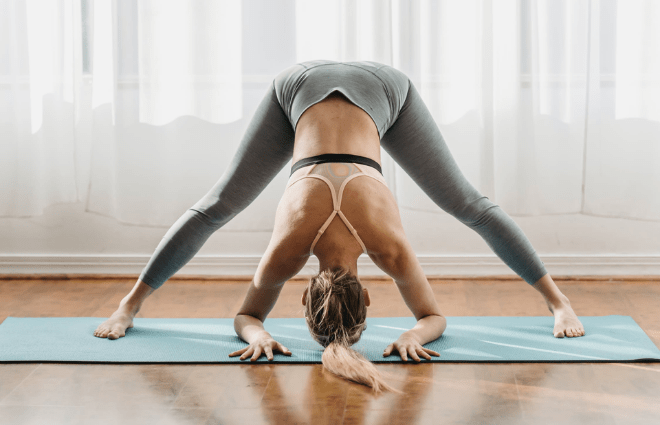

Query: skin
94,90,585,357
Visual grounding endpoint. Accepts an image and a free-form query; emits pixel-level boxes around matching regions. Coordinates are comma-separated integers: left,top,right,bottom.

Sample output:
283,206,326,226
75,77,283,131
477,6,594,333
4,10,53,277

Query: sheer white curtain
0,0,81,217
85,0,246,227
1,0,659,227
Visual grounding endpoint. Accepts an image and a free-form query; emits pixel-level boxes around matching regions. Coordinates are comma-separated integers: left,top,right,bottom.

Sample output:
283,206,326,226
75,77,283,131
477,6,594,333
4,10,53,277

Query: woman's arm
233,183,314,341
382,314,446,362
402,314,447,345
371,237,447,361
369,236,446,345
234,313,276,344
233,233,310,342
230,248,308,361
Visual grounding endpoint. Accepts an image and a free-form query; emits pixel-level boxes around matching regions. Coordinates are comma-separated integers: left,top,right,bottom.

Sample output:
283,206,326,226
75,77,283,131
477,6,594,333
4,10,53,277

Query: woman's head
302,266,368,345
302,266,399,393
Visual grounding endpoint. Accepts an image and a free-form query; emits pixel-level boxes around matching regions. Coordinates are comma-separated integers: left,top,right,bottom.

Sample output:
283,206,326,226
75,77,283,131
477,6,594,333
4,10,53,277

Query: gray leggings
138,80,547,289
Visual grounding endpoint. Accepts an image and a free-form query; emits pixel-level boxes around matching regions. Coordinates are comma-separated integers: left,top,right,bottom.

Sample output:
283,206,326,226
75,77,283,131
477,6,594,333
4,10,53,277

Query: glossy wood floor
1,276,659,425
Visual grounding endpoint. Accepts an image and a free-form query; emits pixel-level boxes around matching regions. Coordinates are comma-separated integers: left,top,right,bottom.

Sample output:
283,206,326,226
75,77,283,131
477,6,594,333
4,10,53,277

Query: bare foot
548,296,585,338
94,304,135,340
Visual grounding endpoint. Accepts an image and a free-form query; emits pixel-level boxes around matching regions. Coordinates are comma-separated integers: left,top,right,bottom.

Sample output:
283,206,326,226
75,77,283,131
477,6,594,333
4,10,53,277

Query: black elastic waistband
290,153,383,176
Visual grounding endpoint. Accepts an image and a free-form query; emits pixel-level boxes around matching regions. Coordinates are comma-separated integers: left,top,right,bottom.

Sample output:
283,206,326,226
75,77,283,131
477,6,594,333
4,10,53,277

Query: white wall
2,199,659,278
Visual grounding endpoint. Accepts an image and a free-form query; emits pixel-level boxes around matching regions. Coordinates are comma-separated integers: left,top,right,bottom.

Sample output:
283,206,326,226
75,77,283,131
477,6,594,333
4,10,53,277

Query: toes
566,329,574,337
554,330,565,338
94,324,126,339
108,327,125,340
567,328,581,338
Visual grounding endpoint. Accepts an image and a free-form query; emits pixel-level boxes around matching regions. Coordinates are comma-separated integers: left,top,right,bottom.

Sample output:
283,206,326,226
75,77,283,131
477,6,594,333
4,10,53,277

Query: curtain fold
1,0,659,226
85,0,244,226
0,0,81,217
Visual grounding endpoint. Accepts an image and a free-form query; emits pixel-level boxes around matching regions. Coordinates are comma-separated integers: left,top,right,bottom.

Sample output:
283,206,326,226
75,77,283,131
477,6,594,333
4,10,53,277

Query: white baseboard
0,254,659,277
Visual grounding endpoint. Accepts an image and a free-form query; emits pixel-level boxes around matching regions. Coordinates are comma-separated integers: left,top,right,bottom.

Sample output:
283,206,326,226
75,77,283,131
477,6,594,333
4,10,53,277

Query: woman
94,60,585,392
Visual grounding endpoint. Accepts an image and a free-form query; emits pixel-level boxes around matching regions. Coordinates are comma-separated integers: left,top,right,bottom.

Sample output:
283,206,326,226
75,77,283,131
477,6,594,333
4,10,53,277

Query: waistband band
290,153,383,176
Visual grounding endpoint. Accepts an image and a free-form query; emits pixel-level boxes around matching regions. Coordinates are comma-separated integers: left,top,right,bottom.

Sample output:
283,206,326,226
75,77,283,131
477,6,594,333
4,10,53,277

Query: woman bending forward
94,60,585,392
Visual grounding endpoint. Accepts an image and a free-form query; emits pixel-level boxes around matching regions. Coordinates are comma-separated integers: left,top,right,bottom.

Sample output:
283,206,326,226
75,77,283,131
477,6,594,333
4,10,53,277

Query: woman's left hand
383,335,440,362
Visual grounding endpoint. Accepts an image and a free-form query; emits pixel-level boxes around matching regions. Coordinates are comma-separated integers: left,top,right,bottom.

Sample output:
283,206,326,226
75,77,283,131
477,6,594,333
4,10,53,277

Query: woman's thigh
380,81,490,222
190,83,296,225
379,80,548,285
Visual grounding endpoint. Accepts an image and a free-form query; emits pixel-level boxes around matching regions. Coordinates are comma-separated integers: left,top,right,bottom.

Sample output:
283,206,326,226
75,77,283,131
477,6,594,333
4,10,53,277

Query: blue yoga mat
0,315,658,363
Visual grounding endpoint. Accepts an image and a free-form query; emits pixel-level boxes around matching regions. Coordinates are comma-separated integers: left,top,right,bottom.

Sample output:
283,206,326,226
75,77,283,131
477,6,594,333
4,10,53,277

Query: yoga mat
0,316,659,363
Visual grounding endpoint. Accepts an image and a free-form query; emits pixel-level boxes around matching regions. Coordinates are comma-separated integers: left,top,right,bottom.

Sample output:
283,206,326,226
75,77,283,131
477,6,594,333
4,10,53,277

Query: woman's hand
383,334,440,362
228,335,292,361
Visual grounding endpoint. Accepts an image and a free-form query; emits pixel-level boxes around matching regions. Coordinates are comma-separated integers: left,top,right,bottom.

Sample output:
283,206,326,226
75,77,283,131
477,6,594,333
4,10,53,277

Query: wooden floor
0,276,659,425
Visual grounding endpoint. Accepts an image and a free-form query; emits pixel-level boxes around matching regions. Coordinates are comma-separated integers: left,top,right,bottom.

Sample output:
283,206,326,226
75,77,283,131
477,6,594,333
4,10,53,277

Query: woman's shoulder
274,162,405,256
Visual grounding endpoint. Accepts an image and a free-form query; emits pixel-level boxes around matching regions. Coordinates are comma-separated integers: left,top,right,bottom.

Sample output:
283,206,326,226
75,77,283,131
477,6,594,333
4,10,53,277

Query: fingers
228,347,248,358
418,348,432,361
412,346,440,361
422,348,440,357
385,342,440,361
251,346,263,362
277,343,292,356
239,346,254,361
230,342,293,361
264,346,274,361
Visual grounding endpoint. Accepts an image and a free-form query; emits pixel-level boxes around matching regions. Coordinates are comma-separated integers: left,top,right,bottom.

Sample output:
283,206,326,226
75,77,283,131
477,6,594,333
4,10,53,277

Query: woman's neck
317,253,359,276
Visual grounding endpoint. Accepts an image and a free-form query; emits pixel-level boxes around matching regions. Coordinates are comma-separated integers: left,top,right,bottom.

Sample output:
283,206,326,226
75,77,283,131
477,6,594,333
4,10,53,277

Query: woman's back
292,90,382,166
268,62,412,261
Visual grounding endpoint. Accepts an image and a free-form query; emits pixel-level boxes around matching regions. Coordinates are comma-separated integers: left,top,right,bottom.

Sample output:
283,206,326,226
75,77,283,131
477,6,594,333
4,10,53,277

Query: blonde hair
304,266,400,393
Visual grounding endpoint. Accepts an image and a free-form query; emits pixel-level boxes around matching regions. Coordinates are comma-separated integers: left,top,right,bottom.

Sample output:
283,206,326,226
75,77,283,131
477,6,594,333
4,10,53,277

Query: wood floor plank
174,364,272,410
0,277,658,425
0,363,39,404
591,362,660,424
514,363,619,425
0,405,82,425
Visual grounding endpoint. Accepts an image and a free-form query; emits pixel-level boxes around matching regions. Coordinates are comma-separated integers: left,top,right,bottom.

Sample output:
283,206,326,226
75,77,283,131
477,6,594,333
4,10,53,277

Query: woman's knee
450,195,501,227
189,193,245,228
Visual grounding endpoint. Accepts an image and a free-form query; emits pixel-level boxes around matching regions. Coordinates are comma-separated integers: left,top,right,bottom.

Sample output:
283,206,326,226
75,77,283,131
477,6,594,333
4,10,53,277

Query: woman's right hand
228,335,292,361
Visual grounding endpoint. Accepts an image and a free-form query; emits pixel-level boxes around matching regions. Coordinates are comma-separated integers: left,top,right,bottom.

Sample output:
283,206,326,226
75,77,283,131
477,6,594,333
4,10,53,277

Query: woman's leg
137,82,296,290
94,82,296,339
380,80,584,337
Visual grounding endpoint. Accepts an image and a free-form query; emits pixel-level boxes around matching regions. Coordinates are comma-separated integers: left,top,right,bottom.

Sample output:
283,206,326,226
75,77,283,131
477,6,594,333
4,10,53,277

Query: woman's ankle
545,293,570,313
532,273,570,311
118,279,155,315
118,298,141,316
